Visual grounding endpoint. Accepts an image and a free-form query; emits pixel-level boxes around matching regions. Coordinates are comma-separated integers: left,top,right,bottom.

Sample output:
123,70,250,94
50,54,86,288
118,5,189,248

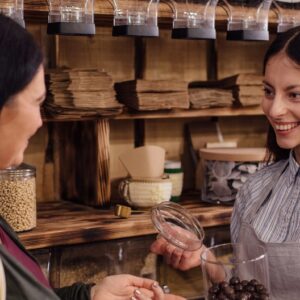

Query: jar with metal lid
151,201,205,251
0,163,36,232
164,161,184,202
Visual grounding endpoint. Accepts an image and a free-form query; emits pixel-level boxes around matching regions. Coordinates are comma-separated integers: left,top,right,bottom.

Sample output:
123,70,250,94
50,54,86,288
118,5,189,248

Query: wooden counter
18,200,233,250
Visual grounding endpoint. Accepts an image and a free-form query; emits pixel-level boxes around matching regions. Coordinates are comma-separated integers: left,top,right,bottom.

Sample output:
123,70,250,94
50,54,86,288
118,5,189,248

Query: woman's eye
263,87,274,98
289,92,300,100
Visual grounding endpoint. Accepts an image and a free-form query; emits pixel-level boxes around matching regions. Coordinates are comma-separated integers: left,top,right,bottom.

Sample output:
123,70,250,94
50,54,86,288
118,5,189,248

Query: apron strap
244,161,289,224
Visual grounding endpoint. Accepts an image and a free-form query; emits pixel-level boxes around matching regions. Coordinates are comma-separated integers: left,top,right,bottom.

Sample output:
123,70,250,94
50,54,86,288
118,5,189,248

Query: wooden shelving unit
22,0,267,248
18,199,233,250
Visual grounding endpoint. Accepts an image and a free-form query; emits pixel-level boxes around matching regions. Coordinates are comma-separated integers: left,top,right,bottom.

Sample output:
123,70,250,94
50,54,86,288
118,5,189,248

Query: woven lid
199,148,266,162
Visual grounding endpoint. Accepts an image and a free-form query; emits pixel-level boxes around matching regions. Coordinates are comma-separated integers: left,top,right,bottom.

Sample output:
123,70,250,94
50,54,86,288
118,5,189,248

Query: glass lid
151,201,205,251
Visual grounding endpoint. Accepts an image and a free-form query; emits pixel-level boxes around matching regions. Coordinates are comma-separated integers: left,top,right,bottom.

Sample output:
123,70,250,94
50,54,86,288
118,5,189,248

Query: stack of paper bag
231,74,264,106
189,73,263,108
115,79,189,111
44,68,123,119
189,87,234,109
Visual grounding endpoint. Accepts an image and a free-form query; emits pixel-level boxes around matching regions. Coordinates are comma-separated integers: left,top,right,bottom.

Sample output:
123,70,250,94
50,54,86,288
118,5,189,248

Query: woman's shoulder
233,159,288,216
235,159,288,205
245,159,288,187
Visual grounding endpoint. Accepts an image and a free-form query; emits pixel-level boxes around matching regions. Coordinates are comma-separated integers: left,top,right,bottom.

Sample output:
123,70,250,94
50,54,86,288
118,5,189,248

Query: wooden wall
23,24,270,202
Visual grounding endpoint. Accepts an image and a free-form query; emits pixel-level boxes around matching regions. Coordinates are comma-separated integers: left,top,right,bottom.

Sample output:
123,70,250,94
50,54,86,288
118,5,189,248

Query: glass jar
201,243,270,300
0,163,36,232
199,148,266,205
164,161,184,202
151,201,204,251
151,201,205,296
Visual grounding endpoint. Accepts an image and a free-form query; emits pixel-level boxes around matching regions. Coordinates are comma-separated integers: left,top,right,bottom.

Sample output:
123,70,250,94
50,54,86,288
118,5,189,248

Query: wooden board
18,199,233,250
56,27,135,82
217,32,272,79
114,106,264,120
144,30,207,82
55,120,111,207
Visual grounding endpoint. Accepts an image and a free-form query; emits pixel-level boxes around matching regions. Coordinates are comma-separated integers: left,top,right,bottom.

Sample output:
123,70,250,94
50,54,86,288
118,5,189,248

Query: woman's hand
90,274,186,300
150,236,206,271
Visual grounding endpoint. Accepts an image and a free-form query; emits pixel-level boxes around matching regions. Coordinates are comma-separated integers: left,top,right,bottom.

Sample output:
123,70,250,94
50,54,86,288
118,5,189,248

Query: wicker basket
119,177,172,208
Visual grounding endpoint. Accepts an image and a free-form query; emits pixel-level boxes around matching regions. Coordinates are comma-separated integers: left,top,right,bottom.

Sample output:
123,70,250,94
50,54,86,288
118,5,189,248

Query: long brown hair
264,27,300,162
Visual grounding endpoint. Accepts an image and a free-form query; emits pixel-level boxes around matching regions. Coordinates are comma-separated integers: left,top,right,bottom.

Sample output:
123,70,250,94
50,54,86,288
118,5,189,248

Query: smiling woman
150,26,300,300
262,28,300,163
262,53,300,156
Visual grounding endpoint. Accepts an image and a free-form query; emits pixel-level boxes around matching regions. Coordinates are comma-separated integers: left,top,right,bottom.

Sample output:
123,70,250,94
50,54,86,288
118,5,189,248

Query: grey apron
238,162,300,300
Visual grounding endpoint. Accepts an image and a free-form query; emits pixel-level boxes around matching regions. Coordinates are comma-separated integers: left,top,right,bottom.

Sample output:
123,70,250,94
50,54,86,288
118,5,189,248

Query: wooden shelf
43,106,264,122
18,199,232,250
114,106,264,120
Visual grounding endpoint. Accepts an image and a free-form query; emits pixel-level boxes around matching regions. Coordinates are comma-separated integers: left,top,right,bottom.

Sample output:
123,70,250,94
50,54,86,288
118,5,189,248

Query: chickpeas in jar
0,164,36,232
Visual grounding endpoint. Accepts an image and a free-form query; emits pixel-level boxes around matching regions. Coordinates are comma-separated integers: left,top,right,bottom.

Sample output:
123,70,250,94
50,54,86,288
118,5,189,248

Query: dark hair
0,14,43,109
263,26,300,162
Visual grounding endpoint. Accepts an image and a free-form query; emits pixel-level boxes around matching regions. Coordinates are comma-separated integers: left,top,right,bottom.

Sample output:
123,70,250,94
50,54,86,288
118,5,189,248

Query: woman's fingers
131,282,164,300
165,244,183,267
151,236,203,271
151,282,165,300
170,247,184,269
150,237,168,255
152,238,189,270
131,288,151,300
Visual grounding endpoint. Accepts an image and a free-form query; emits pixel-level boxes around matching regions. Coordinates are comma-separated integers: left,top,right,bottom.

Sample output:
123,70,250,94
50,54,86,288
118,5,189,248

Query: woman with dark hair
151,27,300,299
0,14,184,300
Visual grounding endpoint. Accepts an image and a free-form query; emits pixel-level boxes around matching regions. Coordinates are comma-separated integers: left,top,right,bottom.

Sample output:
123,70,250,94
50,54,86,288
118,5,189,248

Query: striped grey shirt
231,151,300,243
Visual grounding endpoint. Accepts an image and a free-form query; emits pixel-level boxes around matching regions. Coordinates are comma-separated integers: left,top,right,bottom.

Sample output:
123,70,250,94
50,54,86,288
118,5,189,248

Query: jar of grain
0,163,36,232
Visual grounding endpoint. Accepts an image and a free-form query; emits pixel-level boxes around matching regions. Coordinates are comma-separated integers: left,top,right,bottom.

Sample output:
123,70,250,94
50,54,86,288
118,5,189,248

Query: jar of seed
0,163,36,232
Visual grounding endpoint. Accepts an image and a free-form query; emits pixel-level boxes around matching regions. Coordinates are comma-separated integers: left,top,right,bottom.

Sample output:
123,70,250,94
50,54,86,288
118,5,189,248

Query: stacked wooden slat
58,120,111,208
115,79,189,111
44,68,123,119
96,120,111,206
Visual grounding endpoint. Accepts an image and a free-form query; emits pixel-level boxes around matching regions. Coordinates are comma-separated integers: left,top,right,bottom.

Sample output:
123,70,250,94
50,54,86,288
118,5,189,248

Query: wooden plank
217,32,272,79
144,29,207,82
18,199,232,250
56,27,135,82
42,106,264,122
56,120,111,207
115,106,264,120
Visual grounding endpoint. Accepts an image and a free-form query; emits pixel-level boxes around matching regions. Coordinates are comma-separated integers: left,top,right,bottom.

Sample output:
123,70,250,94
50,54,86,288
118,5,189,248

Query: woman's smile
273,121,300,134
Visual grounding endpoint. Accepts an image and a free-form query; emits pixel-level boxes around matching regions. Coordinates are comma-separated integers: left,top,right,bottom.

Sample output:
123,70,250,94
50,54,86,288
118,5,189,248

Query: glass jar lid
0,163,36,179
151,201,205,251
